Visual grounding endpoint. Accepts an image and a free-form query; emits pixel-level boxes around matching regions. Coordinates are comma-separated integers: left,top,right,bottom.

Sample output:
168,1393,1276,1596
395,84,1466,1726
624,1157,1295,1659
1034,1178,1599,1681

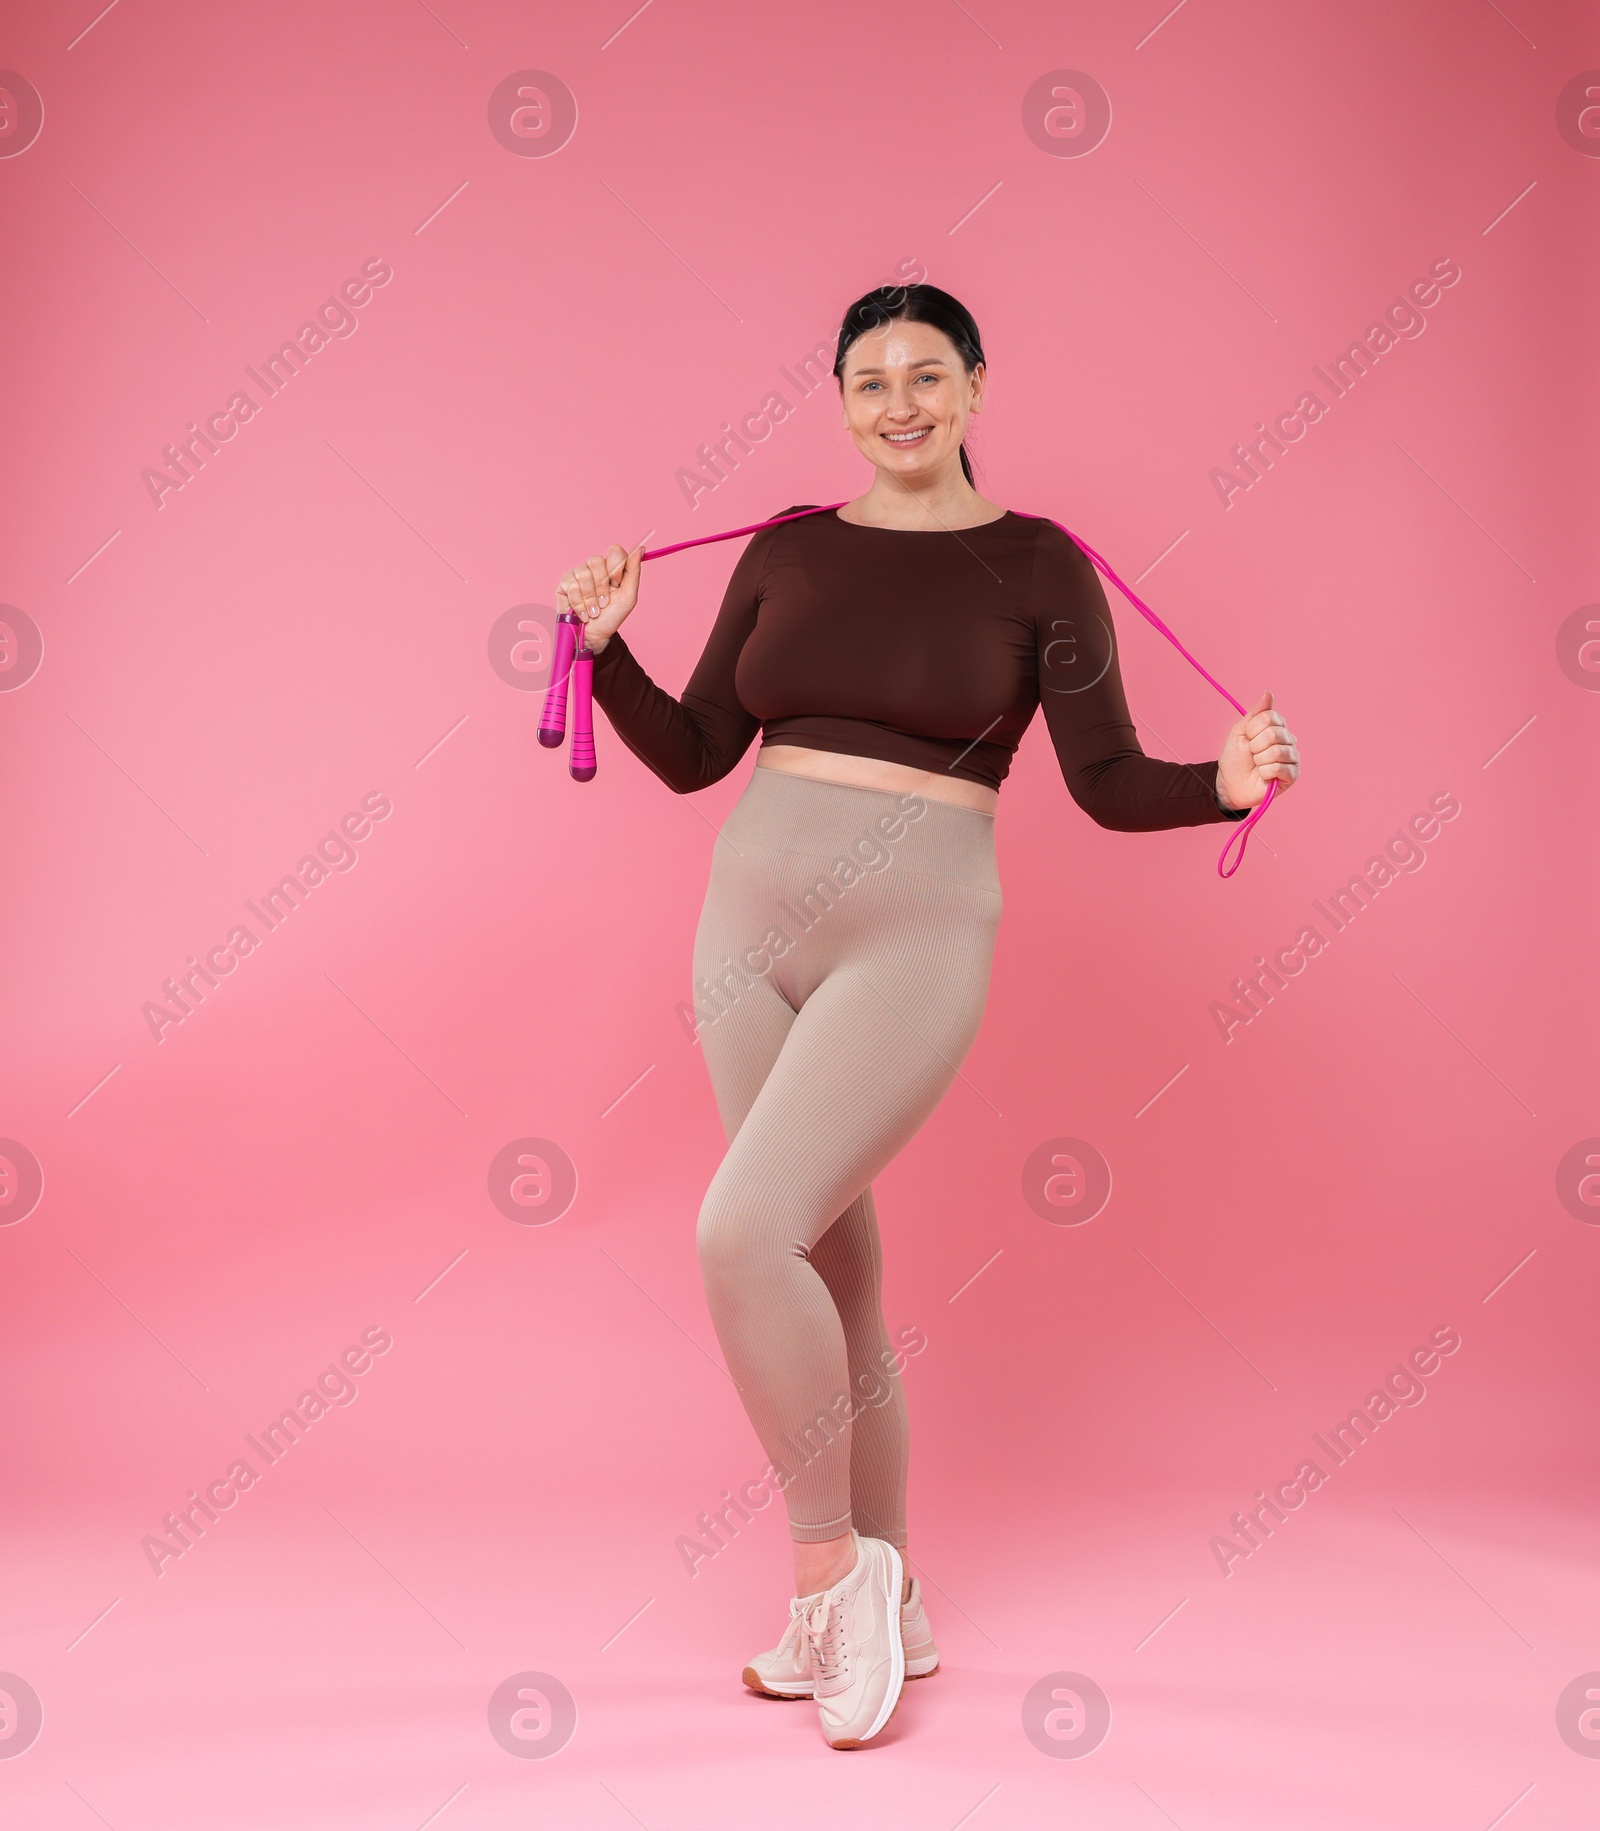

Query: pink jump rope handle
539,514,857,787
569,641,596,782
538,612,581,747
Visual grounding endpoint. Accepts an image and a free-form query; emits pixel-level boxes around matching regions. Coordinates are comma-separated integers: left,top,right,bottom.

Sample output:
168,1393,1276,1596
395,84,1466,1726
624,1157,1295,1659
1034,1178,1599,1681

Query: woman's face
837,321,983,482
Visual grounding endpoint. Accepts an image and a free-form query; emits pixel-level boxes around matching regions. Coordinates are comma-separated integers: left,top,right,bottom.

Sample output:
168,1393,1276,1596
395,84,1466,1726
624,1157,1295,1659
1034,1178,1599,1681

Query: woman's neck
842,476,1007,532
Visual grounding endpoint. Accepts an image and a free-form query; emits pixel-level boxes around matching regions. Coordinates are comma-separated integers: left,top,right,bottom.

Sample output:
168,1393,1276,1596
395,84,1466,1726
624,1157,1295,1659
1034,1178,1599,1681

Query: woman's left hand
1216,690,1299,811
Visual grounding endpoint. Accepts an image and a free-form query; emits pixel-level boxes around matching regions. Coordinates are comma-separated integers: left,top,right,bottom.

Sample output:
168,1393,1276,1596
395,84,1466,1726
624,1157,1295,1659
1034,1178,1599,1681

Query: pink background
2,0,1597,1823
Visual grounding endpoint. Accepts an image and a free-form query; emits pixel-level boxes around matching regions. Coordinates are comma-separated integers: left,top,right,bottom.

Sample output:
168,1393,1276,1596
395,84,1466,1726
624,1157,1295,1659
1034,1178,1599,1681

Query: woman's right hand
556,542,643,652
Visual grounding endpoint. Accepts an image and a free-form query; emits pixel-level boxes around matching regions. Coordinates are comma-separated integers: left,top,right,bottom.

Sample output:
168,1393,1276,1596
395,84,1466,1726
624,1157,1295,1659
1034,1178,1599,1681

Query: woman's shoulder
1023,512,1097,573
744,504,832,547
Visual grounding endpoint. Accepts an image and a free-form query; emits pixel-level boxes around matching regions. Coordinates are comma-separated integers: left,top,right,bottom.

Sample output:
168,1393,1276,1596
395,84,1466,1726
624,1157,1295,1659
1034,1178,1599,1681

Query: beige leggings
690,766,1002,1546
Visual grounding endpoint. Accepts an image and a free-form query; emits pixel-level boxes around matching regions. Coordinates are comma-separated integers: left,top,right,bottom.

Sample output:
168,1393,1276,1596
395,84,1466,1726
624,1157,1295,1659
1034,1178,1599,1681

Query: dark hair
832,282,986,486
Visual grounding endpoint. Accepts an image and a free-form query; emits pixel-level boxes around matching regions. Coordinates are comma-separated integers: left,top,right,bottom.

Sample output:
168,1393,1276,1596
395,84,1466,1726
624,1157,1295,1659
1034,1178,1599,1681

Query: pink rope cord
637,501,1275,878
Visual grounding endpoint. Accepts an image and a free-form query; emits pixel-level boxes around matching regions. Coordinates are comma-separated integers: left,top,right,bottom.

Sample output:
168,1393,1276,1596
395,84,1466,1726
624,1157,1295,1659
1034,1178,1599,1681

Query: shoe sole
824,1540,905,1749
741,1667,812,1699
742,1654,938,1699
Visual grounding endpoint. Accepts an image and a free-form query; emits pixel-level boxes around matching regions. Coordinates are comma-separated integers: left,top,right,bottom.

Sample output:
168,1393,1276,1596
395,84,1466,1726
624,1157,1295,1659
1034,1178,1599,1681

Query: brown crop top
588,505,1250,831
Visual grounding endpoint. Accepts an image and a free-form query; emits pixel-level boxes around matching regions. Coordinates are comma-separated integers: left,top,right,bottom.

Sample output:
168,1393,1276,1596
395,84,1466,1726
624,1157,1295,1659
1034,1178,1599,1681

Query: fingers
1243,711,1297,752
556,549,630,625
1254,737,1300,784
586,553,612,614
1249,738,1297,765
556,565,596,619
1243,709,1287,737
1229,696,1300,792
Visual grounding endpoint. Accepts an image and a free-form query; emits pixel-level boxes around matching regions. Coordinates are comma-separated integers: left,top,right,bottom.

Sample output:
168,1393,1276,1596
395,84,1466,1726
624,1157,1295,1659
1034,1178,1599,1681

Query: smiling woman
832,284,989,493
555,278,1300,1749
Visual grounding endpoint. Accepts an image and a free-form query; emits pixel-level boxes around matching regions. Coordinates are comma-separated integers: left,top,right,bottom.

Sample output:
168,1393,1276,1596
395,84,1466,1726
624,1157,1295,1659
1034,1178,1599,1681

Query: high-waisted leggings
691,765,1002,1546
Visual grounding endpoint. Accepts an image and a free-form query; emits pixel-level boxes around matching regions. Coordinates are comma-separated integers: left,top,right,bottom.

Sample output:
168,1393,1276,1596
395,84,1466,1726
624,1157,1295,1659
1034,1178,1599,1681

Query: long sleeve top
588,505,1250,832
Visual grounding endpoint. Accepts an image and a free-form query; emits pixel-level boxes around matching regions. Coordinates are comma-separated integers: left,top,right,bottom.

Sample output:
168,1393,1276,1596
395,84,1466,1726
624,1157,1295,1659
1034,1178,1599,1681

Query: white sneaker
743,1573,939,1697
753,1532,903,1748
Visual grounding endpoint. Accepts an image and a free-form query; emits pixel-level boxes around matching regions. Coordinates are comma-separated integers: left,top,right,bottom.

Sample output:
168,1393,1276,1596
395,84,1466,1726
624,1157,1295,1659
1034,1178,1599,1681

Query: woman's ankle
792,1530,913,1602
793,1530,857,1597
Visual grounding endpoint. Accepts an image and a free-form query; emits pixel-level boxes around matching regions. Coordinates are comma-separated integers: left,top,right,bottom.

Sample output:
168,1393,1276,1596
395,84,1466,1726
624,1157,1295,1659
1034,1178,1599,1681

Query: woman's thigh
691,769,1002,1204
701,892,1000,1258
690,843,801,1145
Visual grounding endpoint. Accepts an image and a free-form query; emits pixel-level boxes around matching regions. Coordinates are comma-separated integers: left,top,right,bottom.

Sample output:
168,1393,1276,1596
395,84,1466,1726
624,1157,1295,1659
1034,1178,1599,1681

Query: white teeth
885,429,930,442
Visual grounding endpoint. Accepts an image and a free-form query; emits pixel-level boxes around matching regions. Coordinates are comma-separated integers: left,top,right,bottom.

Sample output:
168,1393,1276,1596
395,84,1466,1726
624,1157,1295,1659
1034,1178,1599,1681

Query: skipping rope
538,502,1276,879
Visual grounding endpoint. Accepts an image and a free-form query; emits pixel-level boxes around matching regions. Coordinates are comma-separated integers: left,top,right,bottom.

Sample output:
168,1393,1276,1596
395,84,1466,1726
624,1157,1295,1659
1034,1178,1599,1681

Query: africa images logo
141,259,394,509
141,792,393,1042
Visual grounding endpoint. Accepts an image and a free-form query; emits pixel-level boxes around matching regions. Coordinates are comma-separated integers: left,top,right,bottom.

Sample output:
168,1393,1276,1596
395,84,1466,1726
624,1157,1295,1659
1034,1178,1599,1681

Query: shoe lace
776,1597,810,1666
803,1592,849,1685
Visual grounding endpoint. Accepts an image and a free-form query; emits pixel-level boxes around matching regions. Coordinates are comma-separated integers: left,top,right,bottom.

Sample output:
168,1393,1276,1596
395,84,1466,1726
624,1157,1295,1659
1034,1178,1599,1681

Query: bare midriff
756,744,999,814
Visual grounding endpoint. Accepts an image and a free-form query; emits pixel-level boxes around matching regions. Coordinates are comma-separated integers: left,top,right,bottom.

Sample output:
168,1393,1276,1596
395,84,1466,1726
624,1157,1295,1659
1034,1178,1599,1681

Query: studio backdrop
1,1,1596,1826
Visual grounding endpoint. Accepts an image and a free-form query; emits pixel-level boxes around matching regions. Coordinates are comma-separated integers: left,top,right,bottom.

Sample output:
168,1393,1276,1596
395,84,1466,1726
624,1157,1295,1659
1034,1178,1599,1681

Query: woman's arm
584,511,796,794
1031,521,1251,831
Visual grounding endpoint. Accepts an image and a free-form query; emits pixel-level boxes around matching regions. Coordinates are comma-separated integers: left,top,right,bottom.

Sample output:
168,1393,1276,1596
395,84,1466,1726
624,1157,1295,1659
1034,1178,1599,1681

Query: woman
557,283,1299,1749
